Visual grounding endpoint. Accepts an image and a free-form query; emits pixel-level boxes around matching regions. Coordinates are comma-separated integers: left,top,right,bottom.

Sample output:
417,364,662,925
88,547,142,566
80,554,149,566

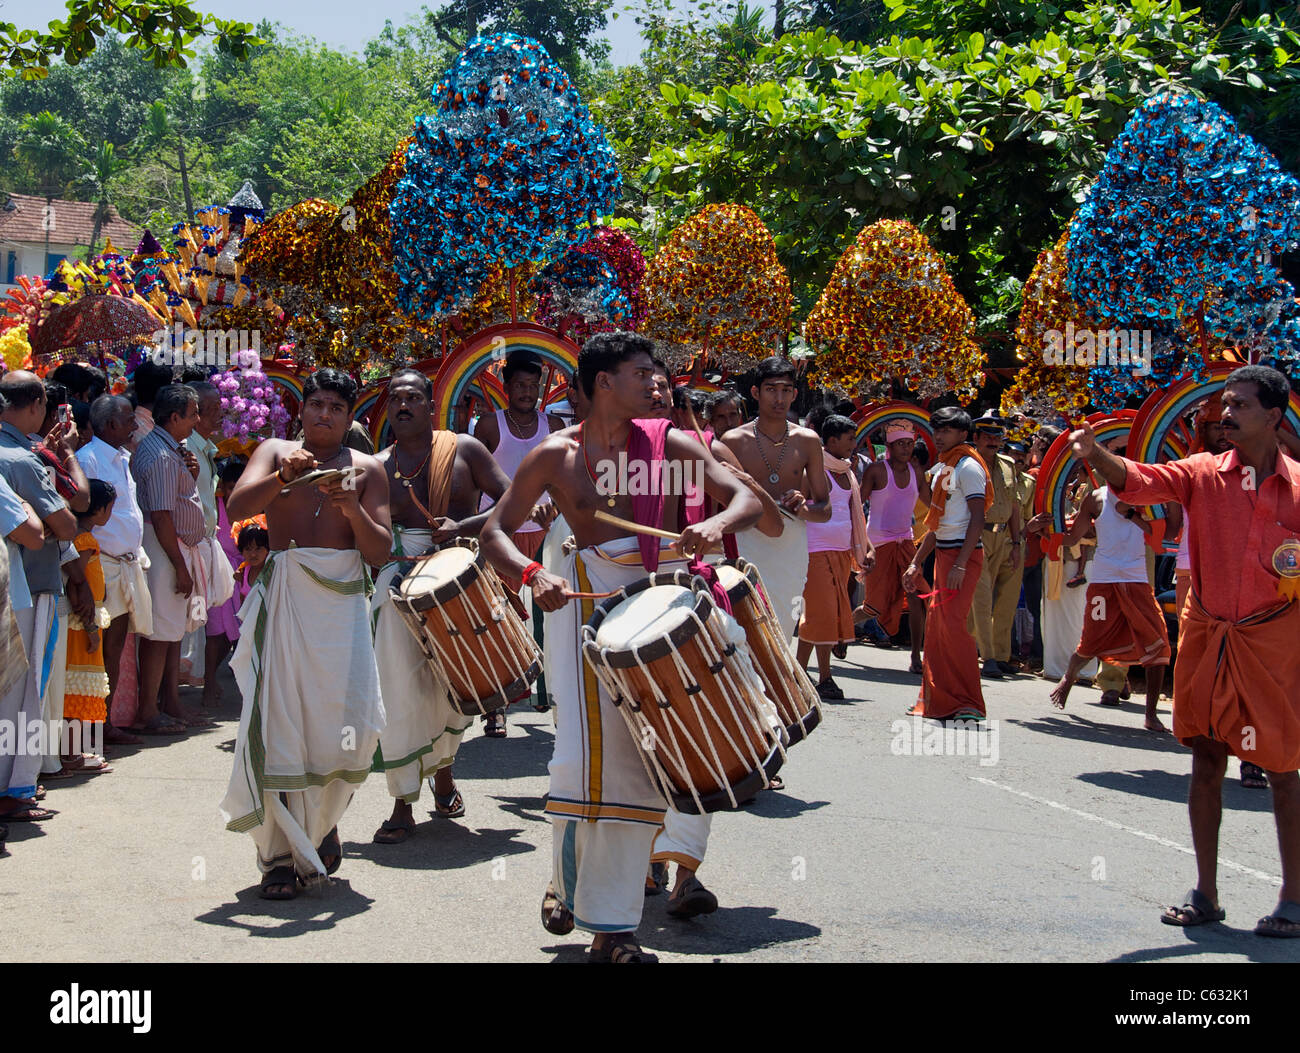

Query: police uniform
968,421,1025,668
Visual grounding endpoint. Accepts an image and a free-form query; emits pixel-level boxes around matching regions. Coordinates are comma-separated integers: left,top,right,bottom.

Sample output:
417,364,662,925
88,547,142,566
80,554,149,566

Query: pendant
769,473,780,484
607,497,616,508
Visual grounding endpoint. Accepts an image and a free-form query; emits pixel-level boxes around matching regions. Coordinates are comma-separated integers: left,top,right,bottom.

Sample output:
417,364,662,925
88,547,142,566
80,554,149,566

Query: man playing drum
220,368,392,900
372,369,511,844
480,332,762,963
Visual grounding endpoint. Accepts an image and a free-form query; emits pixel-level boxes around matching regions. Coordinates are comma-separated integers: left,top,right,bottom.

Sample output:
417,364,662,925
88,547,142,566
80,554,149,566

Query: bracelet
520,561,543,586
276,465,289,485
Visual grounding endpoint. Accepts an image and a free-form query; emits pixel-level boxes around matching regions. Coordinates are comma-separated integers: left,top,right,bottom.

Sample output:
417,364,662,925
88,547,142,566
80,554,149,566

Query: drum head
397,545,479,608
595,585,699,652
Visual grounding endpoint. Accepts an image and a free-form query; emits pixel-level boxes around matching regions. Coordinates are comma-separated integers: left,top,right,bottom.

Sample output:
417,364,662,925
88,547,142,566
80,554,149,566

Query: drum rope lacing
588,589,779,813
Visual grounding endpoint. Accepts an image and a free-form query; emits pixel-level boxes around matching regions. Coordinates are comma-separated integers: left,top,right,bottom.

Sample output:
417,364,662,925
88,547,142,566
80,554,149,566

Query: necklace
504,406,536,436
580,422,621,509
392,445,431,490
310,446,347,519
755,421,790,485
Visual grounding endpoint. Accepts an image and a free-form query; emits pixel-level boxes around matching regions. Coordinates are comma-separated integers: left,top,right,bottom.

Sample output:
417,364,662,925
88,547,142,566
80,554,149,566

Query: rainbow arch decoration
851,401,936,462
357,359,509,447
1034,411,1170,558
260,359,307,420
432,322,579,432
1129,363,1300,468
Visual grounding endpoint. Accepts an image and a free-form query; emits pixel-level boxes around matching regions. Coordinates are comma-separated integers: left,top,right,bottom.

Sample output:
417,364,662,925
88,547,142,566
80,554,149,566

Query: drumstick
594,509,681,542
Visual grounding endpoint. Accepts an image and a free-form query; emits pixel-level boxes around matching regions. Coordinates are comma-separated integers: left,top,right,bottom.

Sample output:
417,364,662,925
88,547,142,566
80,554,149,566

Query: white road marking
970,776,1282,886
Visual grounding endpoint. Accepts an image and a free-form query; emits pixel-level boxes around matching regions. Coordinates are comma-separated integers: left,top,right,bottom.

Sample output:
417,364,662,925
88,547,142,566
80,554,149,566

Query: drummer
480,331,763,964
371,369,510,845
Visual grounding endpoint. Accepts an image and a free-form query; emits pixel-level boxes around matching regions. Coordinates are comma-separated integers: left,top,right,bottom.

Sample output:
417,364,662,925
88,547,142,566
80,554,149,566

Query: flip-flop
373,817,414,844
259,865,299,900
666,874,718,919
589,937,657,963
1255,900,1300,938
0,803,56,822
1161,887,1225,927
318,827,342,875
434,789,465,818
131,715,186,736
541,883,575,935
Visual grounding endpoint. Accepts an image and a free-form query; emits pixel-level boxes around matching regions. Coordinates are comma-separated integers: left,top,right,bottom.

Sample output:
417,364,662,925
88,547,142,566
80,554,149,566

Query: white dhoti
737,519,809,645
1042,556,1098,680
0,602,44,798
371,530,473,802
100,549,153,635
651,810,713,872
545,536,685,932
538,513,573,719
220,547,386,879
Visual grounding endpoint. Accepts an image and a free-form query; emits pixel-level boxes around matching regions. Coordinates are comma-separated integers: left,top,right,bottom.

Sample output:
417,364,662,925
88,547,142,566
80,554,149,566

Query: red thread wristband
521,561,543,586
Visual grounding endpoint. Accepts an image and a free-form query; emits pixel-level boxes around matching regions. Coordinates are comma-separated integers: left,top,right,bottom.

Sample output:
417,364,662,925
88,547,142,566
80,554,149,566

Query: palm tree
14,112,87,274
79,141,131,256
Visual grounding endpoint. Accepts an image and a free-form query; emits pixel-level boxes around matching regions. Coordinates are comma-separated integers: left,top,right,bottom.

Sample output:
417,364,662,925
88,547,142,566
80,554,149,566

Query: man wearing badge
1069,364,1300,937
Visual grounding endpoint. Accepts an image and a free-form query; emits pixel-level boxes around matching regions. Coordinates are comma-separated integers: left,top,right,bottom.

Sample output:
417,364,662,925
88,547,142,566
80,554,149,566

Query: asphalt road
5,643,1295,963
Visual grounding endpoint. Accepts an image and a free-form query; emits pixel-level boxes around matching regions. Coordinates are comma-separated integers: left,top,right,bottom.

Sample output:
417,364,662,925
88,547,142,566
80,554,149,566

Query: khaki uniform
969,454,1027,663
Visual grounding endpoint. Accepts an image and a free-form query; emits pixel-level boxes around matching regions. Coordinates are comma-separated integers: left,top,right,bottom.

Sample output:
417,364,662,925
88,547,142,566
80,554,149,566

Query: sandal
589,936,657,963
831,642,848,660
0,802,56,822
1241,762,1269,789
541,883,575,935
1255,900,1300,938
259,865,299,900
318,827,342,875
1066,573,1087,589
131,714,186,736
666,874,718,919
1160,888,1225,927
373,817,414,844
483,710,507,738
768,775,785,791
435,788,465,818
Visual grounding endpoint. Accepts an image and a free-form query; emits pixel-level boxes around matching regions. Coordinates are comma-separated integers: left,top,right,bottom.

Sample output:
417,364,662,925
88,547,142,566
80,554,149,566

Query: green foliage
0,0,259,78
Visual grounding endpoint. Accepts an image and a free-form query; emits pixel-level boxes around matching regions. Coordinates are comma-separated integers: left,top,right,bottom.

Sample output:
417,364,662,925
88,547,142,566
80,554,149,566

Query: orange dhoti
861,538,915,636
1175,597,1300,772
914,547,985,720
1076,582,1171,667
798,550,855,645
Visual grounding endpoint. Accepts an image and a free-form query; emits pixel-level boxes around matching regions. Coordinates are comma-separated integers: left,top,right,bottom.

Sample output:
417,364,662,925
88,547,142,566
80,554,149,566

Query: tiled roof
0,191,139,248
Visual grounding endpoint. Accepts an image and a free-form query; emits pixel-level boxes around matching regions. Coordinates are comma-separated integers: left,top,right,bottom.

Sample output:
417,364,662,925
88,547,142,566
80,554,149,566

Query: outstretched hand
1068,423,1096,460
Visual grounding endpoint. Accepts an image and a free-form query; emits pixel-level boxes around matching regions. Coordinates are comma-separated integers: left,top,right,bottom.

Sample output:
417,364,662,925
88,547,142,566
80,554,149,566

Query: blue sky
2,0,770,67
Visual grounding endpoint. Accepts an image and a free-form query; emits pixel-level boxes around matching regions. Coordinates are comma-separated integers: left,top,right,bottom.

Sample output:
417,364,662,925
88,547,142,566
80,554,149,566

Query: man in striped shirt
131,384,206,734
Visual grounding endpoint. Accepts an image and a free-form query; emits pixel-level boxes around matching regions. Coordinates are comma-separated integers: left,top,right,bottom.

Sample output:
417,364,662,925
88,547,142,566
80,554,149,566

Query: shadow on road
639,904,821,957
451,720,553,780
1110,922,1300,962
195,879,375,937
742,792,831,820
1013,713,1188,754
348,821,536,872
1077,769,1274,813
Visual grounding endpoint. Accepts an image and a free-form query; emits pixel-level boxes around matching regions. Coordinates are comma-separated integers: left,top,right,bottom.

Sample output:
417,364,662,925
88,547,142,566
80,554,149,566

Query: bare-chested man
720,356,831,643
219,368,391,900
371,368,510,844
481,331,762,964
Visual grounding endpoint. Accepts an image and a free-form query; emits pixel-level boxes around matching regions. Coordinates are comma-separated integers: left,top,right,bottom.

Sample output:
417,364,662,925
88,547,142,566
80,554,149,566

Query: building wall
0,240,83,289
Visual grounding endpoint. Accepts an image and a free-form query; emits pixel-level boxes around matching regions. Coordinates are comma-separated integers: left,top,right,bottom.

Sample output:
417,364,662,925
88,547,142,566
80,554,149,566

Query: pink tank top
806,471,853,553
867,461,918,545
479,408,550,532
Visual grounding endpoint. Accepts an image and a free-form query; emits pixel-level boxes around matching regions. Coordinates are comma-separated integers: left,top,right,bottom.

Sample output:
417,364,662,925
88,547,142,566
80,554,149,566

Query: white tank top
806,470,853,553
479,408,550,532
1176,513,1191,571
1090,486,1148,584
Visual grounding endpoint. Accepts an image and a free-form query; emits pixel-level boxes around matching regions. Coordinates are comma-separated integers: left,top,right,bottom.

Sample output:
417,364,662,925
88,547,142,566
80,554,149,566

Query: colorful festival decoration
642,203,791,370
850,400,936,462
805,219,981,399
1066,92,1300,403
1000,225,1096,424
0,324,32,372
214,349,291,441
391,33,621,319
536,226,646,343
431,322,578,431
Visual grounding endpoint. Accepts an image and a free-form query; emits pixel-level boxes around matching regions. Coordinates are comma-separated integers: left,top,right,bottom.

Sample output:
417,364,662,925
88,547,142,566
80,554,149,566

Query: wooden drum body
716,559,822,745
391,540,541,716
582,570,783,814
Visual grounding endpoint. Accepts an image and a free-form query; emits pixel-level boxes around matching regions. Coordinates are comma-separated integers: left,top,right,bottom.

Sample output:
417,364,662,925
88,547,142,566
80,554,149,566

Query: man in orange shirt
1070,364,1300,937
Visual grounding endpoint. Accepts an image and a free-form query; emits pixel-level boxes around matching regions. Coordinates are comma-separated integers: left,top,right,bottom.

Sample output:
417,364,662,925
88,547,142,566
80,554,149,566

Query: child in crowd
63,479,117,774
